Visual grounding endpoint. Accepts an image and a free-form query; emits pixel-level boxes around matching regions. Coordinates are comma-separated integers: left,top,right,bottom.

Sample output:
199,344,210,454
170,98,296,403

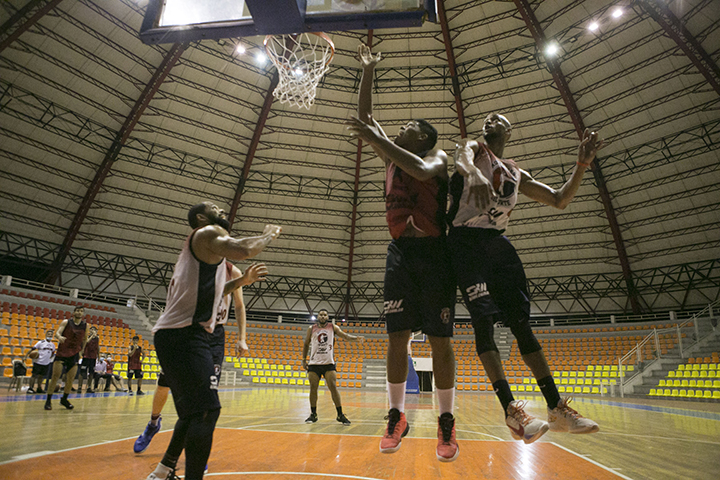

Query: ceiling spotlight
255,52,267,64
235,44,246,54
294,68,303,75
612,8,623,18
545,42,559,57
310,315,316,321
589,22,599,31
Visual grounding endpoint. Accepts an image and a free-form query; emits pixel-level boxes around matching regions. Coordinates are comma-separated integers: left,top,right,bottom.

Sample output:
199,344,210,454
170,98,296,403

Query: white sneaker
548,397,599,434
146,465,178,480
505,400,549,444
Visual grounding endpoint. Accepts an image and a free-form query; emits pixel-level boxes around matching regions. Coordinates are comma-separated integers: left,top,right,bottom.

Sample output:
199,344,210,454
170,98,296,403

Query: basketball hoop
264,32,335,109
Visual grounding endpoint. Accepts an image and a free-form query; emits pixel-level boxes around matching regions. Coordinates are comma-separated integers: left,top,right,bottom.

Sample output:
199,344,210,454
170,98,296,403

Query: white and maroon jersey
153,230,228,334
308,323,335,366
449,142,520,232
214,261,235,327
33,339,56,365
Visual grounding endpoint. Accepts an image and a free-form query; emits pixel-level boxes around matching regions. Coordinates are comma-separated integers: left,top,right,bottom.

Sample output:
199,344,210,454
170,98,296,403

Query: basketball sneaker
36,387,45,394
146,465,178,480
137,390,146,396
506,400,549,444
60,397,74,410
436,412,459,462
134,416,162,453
27,388,35,394
305,413,318,423
548,397,599,434
337,413,351,426
379,408,409,453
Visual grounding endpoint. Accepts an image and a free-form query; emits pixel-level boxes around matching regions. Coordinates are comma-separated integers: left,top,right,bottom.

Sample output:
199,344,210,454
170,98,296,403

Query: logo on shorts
440,307,451,324
383,299,404,314
467,283,489,302
210,364,220,391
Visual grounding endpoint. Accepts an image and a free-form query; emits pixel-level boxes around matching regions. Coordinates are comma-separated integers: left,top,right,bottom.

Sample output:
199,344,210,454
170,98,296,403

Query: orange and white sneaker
379,408,409,453
436,412,459,462
506,400,549,444
548,397,599,434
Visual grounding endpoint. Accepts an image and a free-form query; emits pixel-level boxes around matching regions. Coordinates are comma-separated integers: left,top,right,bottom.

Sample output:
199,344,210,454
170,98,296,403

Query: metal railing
618,300,718,397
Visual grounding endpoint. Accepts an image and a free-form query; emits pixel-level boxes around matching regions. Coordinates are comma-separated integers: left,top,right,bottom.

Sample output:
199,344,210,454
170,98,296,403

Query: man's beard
212,216,231,231
484,128,503,142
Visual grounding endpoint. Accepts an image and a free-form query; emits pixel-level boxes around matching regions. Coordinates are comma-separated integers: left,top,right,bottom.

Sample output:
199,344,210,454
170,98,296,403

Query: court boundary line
550,442,635,480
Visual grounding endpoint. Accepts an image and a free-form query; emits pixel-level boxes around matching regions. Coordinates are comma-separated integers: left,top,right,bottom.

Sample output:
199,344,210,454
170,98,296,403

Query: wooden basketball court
0,387,717,480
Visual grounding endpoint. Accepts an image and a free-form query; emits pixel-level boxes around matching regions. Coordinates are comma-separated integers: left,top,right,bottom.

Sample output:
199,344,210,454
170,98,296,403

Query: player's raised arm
453,138,495,211
519,129,604,210
196,224,281,263
357,44,381,124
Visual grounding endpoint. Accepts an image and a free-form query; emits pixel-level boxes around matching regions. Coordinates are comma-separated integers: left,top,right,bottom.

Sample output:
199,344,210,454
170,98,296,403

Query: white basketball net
264,33,334,110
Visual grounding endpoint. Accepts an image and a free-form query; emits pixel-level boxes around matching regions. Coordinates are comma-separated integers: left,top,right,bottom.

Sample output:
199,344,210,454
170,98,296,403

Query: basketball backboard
140,0,438,44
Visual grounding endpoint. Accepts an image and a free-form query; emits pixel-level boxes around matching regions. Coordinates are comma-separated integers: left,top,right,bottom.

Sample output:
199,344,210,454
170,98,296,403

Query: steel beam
0,0,64,54
513,0,643,313
638,0,720,97
342,31,374,322
437,0,467,138
228,71,279,229
46,43,186,284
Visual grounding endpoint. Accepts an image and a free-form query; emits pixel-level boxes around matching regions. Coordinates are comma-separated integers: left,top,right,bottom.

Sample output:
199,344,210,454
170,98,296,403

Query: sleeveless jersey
308,323,335,366
449,142,519,232
56,320,87,357
128,346,143,370
385,161,447,239
153,230,228,334
83,336,99,359
214,261,235,327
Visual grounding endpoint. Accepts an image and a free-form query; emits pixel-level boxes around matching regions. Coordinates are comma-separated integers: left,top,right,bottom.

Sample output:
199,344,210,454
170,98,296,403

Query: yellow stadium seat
574,386,582,394
259,377,267,384
663,389,671,396
703,390,712,399
678,389,687,397
648,388,656,396
517,385,525,392
319,380,325,386
582,387,590,394
658,380,665,387
713,391,720,400
252,377,259,383
668,371,675,378
289,378,296,385
686,390,695,398
243,370,250,376
304,379,310,386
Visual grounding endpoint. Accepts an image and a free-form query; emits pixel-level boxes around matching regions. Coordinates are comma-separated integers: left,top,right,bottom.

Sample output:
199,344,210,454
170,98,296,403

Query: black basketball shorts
154,324,220,419
448,227,531,325
383,236,455,337
307,363,336,378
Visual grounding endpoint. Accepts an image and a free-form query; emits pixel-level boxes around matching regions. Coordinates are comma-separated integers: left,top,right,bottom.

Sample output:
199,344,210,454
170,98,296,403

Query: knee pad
508,317,541,355
472,316,498,355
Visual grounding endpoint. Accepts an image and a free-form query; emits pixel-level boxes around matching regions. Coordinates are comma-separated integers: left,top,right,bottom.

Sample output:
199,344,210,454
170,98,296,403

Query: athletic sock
537,375,561,409
62,393,68,401
311,406,317,415
152,463,173,478
387,381,406,412
151,414,161,426
46,394,53,402
492,379,514,414
336,406,343,416
436,387,455,415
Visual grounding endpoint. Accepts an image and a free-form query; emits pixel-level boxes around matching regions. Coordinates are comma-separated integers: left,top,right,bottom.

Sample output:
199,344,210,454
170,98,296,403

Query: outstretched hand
242,262,268,286
358,44,382,69
577,129,605,167
346,115,385,145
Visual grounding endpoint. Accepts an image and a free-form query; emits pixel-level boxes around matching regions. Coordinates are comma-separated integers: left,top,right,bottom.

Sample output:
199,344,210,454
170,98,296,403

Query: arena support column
637,0,720,98
437,0,466,138
45,43,187,285
0,0,65,54
227,72,280,229
342,31,374,323
513,0,643,314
